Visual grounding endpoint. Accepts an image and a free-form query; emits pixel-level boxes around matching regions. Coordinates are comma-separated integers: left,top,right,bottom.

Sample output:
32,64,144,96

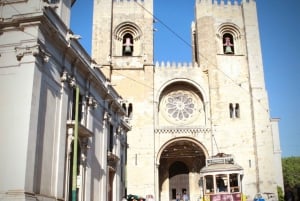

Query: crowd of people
176,190,189,201
121,191,189,201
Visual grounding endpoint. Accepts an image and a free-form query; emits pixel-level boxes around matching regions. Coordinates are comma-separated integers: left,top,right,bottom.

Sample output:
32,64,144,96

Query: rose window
162,90,200,124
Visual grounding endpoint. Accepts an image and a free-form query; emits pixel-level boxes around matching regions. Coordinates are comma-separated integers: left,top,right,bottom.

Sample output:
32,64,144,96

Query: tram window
229,174,240,192
216,174,228,192
204,175,214,193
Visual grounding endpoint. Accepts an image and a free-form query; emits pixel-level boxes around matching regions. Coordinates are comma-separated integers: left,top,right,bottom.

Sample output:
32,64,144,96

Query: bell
225,46,233,54
124,45,132,53
123,37,133,54
223,36,233,54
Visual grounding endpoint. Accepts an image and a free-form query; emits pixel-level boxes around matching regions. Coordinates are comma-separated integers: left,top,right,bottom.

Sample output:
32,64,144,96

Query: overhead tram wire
70,0,271,116
132,0,270,114
92,0,272,116
133,0,192,49
3,0,271,114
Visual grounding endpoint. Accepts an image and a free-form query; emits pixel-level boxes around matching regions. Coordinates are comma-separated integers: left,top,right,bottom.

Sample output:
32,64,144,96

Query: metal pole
72,86,80,201
109,0,114,80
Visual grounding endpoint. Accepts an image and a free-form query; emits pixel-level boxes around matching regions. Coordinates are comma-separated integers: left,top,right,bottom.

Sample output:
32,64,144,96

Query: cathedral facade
92,0,283,200
0,0,284,201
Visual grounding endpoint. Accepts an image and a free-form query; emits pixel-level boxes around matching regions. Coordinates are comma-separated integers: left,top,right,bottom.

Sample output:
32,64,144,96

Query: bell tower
92,0,155,196
192,0,280,195
92,0,153,74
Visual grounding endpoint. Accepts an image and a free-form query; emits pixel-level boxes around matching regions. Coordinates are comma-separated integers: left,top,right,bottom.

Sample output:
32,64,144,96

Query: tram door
169,161,189,200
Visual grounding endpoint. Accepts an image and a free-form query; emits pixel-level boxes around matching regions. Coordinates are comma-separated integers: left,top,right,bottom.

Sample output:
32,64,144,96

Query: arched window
217,23,242,55
122,33,133,56
114,22,142,56
229,103,234,118
158,81,206,126
128,103,133,118
229,103,240,118
122,103,127,113
223,33,234,54
235,103,240,118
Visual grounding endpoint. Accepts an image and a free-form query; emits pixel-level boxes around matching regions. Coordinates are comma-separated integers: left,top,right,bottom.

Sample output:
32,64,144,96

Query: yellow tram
200,153,244,201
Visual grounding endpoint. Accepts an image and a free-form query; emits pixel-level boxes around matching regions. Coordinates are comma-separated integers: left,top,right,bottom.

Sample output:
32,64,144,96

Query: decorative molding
15,44,38,61
107,151,119,170
155,61,197,69
103,111,111,121
15,44,50,62
66,31,81,47
154,127,210,135
60,70,77,88
0,0,28,5
60,70,68,82
86,96,98,109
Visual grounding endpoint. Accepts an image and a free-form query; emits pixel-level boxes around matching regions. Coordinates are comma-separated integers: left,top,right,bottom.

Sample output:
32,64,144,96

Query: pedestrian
176,193,180,201
182,190,189,201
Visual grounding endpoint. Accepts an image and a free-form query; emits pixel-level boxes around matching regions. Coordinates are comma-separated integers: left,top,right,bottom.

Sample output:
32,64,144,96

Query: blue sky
70,0,300,157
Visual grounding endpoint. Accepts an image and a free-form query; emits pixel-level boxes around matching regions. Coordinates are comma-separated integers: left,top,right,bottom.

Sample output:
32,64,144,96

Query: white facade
92,0,283,201
0,1,129,201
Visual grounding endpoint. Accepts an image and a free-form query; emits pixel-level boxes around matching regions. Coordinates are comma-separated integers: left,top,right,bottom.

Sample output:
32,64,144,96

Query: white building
0,0,130,201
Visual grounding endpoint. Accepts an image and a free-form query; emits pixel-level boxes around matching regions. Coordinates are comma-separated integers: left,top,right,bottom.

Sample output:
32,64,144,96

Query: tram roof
200,163,243,174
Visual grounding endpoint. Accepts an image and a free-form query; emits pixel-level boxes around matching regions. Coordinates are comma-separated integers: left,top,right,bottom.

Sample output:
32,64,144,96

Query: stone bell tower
92,0,156,197
92,0,153,71
192,0,282,195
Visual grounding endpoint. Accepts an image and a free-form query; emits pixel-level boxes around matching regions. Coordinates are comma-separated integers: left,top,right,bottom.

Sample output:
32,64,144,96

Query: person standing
182,190,189,201
176,193,180,201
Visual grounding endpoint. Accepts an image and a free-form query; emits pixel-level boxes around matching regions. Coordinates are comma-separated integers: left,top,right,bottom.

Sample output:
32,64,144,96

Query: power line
106,0,271,114
4,0,270,115
134,1,192,49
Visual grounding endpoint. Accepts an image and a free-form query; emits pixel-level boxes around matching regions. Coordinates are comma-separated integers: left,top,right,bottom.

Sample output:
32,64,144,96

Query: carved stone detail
107,152,119,170
15,44,50,62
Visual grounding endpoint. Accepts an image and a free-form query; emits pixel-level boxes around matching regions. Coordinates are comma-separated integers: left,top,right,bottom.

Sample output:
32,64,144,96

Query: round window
161,90,201,125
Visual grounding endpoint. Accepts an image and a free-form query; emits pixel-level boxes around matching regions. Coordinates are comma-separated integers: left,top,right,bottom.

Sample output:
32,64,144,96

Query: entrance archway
158,138,207,201
169,161,189,200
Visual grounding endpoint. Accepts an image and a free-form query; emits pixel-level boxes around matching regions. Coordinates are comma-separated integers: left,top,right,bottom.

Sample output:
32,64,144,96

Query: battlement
114,0,145,2
113,0,152,13
113,0,149,5
195,0,257,23
155,61,199,69
197,0,255,6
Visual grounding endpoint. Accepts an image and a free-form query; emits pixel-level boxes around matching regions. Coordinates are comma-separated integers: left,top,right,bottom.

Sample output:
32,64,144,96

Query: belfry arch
157,137,208,201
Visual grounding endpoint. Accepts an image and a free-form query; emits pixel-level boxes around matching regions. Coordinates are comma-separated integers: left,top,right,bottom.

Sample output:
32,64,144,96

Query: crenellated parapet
111,0,153,24
195,0,256,28
155,61,199,69
113,0,151,7
197,0,255,6
112,0,153,25
114,0,145,2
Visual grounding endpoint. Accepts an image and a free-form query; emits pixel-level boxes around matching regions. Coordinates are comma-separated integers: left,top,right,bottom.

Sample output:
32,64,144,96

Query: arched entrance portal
158,139,207,201
169,161,189,200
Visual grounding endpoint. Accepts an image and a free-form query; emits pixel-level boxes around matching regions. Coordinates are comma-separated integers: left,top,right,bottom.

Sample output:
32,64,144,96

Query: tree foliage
282,157,300,187
277,186,284,201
